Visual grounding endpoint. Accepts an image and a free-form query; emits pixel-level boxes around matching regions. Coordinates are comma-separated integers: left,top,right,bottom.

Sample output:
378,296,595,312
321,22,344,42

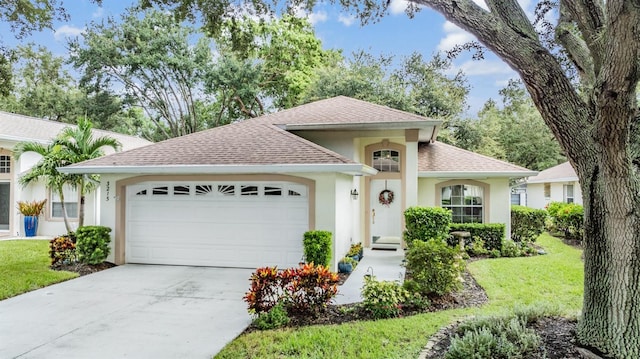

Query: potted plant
338,257,354,273
17,199,47,237
348,243,364,261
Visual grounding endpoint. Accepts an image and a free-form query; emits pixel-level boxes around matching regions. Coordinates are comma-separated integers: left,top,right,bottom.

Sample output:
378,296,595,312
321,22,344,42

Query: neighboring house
61,97,536,270
525,161,582,209
0,111,152,237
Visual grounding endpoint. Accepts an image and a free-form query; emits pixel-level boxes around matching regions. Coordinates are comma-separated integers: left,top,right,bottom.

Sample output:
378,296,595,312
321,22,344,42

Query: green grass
0,240,78,300
214,233,584,358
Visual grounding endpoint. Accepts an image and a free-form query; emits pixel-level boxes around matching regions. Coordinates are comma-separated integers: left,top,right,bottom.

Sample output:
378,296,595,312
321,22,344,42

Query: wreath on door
379,189,394,206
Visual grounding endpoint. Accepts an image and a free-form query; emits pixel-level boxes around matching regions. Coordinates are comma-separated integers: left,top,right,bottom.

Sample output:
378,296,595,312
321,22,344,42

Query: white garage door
126,181,309,268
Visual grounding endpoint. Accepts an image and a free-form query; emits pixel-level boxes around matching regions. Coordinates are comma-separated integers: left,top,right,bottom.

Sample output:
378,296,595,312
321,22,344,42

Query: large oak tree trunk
576,141,640,358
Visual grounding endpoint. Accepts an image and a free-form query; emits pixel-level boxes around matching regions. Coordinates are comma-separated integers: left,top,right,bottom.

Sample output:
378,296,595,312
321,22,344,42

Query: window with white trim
51,184,79,218
441,184,484,223
563,184,574,203
0,155,10,174
372,150,400,172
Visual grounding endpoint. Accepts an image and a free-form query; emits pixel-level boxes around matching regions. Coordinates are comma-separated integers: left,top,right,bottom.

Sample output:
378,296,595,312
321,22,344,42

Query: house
0,111,152,237
60,97,536,270
525,161,581,209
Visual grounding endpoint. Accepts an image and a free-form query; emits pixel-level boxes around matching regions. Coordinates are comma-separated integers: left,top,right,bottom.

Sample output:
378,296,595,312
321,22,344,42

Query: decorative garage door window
131,182,307,199
441,184,483,223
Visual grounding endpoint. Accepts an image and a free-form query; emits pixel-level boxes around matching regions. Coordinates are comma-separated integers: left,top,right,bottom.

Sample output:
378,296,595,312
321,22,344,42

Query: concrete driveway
0,265,254,359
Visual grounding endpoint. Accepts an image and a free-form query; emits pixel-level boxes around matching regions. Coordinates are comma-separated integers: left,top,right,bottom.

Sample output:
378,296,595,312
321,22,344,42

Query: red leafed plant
49,235,77,265
243,263,339,316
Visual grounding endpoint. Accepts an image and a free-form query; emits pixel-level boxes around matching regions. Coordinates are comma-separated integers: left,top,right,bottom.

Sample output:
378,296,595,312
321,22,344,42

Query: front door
370,179,402,244
0,182,10,231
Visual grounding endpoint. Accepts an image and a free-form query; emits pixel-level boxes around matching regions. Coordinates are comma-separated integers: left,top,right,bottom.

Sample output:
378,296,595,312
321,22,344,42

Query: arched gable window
372,150,400,172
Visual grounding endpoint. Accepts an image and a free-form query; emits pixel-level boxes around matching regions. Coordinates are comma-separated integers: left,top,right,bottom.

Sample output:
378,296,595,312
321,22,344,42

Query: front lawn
0,240,78,300
215,233,584,359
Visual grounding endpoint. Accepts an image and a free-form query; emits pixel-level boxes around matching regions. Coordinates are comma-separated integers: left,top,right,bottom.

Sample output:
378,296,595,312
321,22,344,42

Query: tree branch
555,2,595,88
485,0,537,41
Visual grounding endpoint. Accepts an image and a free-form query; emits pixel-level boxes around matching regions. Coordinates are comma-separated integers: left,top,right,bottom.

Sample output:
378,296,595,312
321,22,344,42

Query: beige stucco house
525,161,581,209
61,97,536,270
0,111,151,237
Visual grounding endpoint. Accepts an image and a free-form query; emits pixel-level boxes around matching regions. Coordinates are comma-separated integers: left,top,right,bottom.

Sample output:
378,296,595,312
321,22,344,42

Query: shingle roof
66,120,356,169
418,141,536,177
526,161,577,183
256,96,437,126
0,111,151,151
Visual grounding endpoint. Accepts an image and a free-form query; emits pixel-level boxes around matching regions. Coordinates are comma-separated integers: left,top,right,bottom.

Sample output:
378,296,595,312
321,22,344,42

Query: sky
4,0,524,116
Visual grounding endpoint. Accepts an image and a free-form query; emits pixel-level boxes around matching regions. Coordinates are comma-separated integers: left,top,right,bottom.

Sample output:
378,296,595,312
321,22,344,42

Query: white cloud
54,25,84,41
389,0,409,15
291,5,328,25
92,7,104,18
308,10,328,25
338,14,356,27
455,60,515,76
437,21,475,52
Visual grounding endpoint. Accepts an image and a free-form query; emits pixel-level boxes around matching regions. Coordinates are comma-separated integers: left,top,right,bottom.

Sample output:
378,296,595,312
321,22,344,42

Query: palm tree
13,142,76,233
54,118,121,227
14,118,121,233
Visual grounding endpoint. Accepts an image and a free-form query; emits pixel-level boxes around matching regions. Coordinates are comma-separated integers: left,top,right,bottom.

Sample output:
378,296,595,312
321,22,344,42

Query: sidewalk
334,247,406,305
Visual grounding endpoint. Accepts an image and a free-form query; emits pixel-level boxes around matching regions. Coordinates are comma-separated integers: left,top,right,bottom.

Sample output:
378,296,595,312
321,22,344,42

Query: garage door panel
126,181,309,268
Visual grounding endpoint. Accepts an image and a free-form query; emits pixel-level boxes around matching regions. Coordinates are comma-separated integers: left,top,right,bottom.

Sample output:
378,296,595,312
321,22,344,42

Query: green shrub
252,302,290,330
467,236,489,256
446,316,540,359
500,240,521,258
489,249,501,258
548,202,584,240
403,206,452,247
49,235,77,265
302,230,332,267
449,223,505,251
510,205,546,243
361,276,409,319
404,239,464,296
75,226,111,265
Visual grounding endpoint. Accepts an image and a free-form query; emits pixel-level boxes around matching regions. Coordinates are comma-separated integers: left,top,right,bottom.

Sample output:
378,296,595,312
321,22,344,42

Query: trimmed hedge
511,205,546,243
404,206,452,246
547,202,584,240
449,223,506,251
76,226,111,265
404,239,464,296
303,230,332,267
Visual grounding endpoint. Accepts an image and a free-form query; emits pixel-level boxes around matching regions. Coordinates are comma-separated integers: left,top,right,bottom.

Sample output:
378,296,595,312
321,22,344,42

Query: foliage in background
546,202,584,241
302,230,332,267
403,206,452,247
301,51,468,119
510,205,546,243
450,80,565,171
404,239,464,296
75,226,111,265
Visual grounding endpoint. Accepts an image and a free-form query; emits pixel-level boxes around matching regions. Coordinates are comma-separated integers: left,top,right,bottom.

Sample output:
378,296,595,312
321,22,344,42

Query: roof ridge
429,141,532,171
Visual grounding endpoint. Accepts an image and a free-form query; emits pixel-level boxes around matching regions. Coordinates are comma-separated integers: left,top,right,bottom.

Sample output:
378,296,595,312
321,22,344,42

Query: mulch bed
51,261,116,276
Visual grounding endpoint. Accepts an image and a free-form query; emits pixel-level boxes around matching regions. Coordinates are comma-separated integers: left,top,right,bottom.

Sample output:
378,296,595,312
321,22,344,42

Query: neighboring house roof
62,119,376,175
417,141,537,178
0,111,152,151
526,161,577,184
